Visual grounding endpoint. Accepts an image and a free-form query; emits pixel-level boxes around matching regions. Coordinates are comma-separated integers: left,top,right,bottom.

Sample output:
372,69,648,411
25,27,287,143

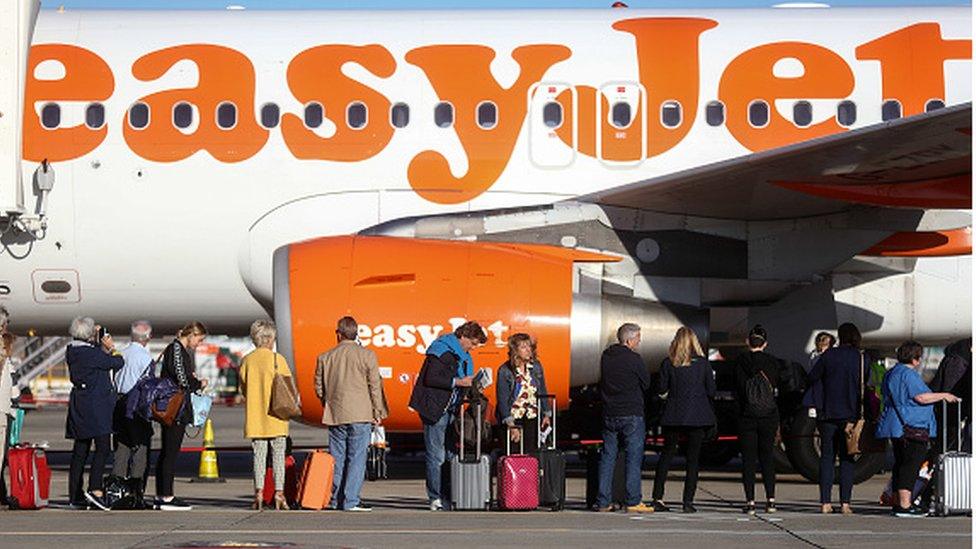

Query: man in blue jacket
408,321,486,511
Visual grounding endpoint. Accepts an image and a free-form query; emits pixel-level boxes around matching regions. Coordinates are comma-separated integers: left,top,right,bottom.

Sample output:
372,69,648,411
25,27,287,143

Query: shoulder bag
269,354,301,420
886,381,930,443
844,352,886,454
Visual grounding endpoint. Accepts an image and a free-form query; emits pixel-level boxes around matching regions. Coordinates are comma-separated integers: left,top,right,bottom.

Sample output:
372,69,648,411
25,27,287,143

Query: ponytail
177,321,208,339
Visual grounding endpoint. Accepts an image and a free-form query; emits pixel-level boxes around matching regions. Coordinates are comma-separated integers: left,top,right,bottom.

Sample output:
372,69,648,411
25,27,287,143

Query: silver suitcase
935,400,971,516
450,398,491,511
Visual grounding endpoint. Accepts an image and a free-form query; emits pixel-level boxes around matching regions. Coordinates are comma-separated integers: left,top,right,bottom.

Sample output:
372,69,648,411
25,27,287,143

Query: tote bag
269,355,301,420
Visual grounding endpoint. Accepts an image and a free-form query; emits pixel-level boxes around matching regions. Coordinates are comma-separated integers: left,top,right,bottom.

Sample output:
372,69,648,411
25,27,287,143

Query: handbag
886,384,931,443
269,354,301,420
844,352,885,455
190,392,213,428
152,386,185,427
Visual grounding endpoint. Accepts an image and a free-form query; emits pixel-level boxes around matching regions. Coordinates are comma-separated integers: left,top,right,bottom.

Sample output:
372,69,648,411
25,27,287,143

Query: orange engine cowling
272,235,617,431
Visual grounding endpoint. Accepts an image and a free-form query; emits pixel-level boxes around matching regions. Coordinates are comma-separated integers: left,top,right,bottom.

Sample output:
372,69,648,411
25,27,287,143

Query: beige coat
314,340,388,426
239,347,291,439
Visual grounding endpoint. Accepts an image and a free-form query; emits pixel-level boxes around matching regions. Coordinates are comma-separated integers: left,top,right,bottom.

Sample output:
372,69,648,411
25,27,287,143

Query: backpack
744,370,777,416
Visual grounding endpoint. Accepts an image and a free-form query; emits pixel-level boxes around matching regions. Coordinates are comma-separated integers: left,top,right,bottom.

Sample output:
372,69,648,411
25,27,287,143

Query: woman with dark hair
805,322,867,514
733,325,780,515
809,332,836,372
154,321,208,511
876,341,959,517
495,333,551,450
651,327,716,513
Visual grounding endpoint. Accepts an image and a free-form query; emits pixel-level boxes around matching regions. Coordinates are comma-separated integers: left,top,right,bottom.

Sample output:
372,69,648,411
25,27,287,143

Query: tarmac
1,405,971,549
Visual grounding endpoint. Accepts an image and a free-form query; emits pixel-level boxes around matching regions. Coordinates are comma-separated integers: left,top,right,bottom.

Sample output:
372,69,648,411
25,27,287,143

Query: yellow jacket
240,347,290,439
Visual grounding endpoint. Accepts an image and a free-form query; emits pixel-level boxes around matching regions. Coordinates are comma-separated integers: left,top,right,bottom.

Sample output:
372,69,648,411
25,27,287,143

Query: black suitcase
584,446,627,509
537,395,566,511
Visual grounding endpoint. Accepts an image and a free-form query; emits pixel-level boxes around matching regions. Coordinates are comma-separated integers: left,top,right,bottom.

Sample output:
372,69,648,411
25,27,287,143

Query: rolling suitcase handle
942,398,964,454
458,397,483,461
537,394,557,451
505,425,525,456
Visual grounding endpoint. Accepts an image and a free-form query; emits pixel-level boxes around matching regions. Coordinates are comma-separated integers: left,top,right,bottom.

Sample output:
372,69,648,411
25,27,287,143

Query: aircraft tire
786,414,887,484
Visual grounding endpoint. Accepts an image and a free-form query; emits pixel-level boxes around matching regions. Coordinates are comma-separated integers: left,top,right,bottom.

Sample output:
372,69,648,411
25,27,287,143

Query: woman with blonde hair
495,333,551,450
155,321,208,511
240,319,291,510
650,327,716,513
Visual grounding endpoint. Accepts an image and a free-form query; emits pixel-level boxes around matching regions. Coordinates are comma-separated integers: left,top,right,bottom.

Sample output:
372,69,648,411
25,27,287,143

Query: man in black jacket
408,321,486,511
594,323,652,513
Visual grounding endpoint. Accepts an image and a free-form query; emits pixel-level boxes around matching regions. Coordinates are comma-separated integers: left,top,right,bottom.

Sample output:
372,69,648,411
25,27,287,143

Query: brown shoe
821,503,833,514
841,503,854,515
592,504,615,512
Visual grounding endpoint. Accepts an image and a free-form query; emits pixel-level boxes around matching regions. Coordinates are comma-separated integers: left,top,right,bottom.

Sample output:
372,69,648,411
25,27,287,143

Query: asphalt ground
1,406,971,549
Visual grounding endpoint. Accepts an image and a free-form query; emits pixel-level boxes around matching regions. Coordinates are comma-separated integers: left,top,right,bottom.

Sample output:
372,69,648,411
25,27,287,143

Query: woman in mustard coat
240,319,291,510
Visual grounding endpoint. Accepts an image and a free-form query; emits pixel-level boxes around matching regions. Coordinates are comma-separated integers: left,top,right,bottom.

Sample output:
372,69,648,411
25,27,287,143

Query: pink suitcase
7,445,51,510
497,428,538,511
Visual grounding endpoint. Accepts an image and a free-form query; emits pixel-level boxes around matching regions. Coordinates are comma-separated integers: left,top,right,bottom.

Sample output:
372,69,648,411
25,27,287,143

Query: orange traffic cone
193,418,225,483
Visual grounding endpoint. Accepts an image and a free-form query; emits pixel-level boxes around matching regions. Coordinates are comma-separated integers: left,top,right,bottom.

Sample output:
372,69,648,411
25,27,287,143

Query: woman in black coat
651,327,716,513
154,321,208,511
65,317,123,509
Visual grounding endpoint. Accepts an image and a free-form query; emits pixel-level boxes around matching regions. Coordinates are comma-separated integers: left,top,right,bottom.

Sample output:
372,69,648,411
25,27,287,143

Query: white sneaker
429,498,443,511
347,505,372,512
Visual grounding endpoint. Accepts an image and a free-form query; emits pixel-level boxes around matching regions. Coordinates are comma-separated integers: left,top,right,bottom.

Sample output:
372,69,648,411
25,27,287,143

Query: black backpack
744,370,777,416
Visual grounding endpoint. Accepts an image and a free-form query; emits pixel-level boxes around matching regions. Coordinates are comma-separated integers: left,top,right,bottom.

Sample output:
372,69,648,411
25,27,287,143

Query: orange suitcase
298,450,335,510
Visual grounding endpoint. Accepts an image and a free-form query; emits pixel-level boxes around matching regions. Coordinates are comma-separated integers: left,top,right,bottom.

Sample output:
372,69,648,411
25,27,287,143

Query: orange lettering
719,42,854,152
281,45,396,162
23,45,114,162
405,45,571,204
856,23,971,116
124,45,267,163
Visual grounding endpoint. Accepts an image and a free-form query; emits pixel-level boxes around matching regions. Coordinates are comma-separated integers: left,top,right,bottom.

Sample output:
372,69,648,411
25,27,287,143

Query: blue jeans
329,422,371,510
818,420,854,504
423,411,456,504
597,415,645,507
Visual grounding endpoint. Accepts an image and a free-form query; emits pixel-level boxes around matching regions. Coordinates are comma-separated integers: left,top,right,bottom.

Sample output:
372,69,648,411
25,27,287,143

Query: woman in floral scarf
495,333,551,451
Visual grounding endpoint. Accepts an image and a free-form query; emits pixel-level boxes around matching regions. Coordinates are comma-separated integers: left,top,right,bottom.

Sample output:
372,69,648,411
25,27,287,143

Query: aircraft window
85,103,105,129
217,102,237,130
661,101,681,128
836,100,856,127
477,101,497,129
925,99,945,112
882,100,902,121
304,103,323,128
260,103,280,129
542,101,563,129
173,102,193,129
748,100,769,128
40,103,60,129
705,101,725,126
391,103,410,128
347,102,367,129
128,102,149,129
435,102,454,128
611,101,631,128
793,101,812,127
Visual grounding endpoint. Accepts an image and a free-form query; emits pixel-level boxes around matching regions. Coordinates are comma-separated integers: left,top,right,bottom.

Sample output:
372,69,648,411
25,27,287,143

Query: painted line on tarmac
0,529,969,538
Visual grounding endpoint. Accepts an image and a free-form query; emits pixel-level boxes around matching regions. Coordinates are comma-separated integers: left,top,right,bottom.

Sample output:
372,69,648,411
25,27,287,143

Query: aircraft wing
577,103,971,221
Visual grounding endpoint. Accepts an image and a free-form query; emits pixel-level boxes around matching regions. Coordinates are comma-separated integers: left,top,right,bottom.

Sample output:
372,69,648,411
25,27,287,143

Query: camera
97,326,109,342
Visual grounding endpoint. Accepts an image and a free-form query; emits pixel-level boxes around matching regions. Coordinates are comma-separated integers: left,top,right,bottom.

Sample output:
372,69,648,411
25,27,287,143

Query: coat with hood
65,340,125,439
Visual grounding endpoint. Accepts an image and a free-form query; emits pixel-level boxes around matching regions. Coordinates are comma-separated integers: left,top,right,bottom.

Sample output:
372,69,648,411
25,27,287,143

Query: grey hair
69,316,96,341
337,316,358,341
0,305,8,331
130,320,152,343
616,323,641,345
250,319,277,348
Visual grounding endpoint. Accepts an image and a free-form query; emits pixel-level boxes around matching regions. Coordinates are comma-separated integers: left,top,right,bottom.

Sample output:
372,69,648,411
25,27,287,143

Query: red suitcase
7,445,51,510
262,454,298,506
497,428,538,511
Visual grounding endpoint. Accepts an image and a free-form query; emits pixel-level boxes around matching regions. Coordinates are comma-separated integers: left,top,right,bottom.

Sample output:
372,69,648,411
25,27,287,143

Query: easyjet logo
358,318,509,354
23,19,971,204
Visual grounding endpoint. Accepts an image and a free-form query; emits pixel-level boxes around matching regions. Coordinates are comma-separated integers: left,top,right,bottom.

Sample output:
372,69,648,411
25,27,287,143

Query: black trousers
739,415,778,501
652,426,707,504
68,434,111,503
892,437,929,492
155,423,186,498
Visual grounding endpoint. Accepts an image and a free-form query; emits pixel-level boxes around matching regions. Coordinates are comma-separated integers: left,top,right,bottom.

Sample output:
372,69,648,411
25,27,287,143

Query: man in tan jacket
314,316,388,511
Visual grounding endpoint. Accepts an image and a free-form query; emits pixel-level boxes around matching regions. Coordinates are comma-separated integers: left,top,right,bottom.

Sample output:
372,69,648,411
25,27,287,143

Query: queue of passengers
0,304,966,517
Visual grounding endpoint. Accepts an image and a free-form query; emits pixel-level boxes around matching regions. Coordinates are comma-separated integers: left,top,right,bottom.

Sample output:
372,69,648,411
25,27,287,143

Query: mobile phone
98,326,110,341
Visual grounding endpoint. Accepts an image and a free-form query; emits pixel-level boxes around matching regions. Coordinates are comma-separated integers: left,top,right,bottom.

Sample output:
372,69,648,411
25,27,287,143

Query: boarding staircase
12,336,70,392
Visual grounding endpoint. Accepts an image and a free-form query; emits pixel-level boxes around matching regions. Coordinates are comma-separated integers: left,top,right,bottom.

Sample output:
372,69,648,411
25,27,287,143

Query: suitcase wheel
8,496,20,510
